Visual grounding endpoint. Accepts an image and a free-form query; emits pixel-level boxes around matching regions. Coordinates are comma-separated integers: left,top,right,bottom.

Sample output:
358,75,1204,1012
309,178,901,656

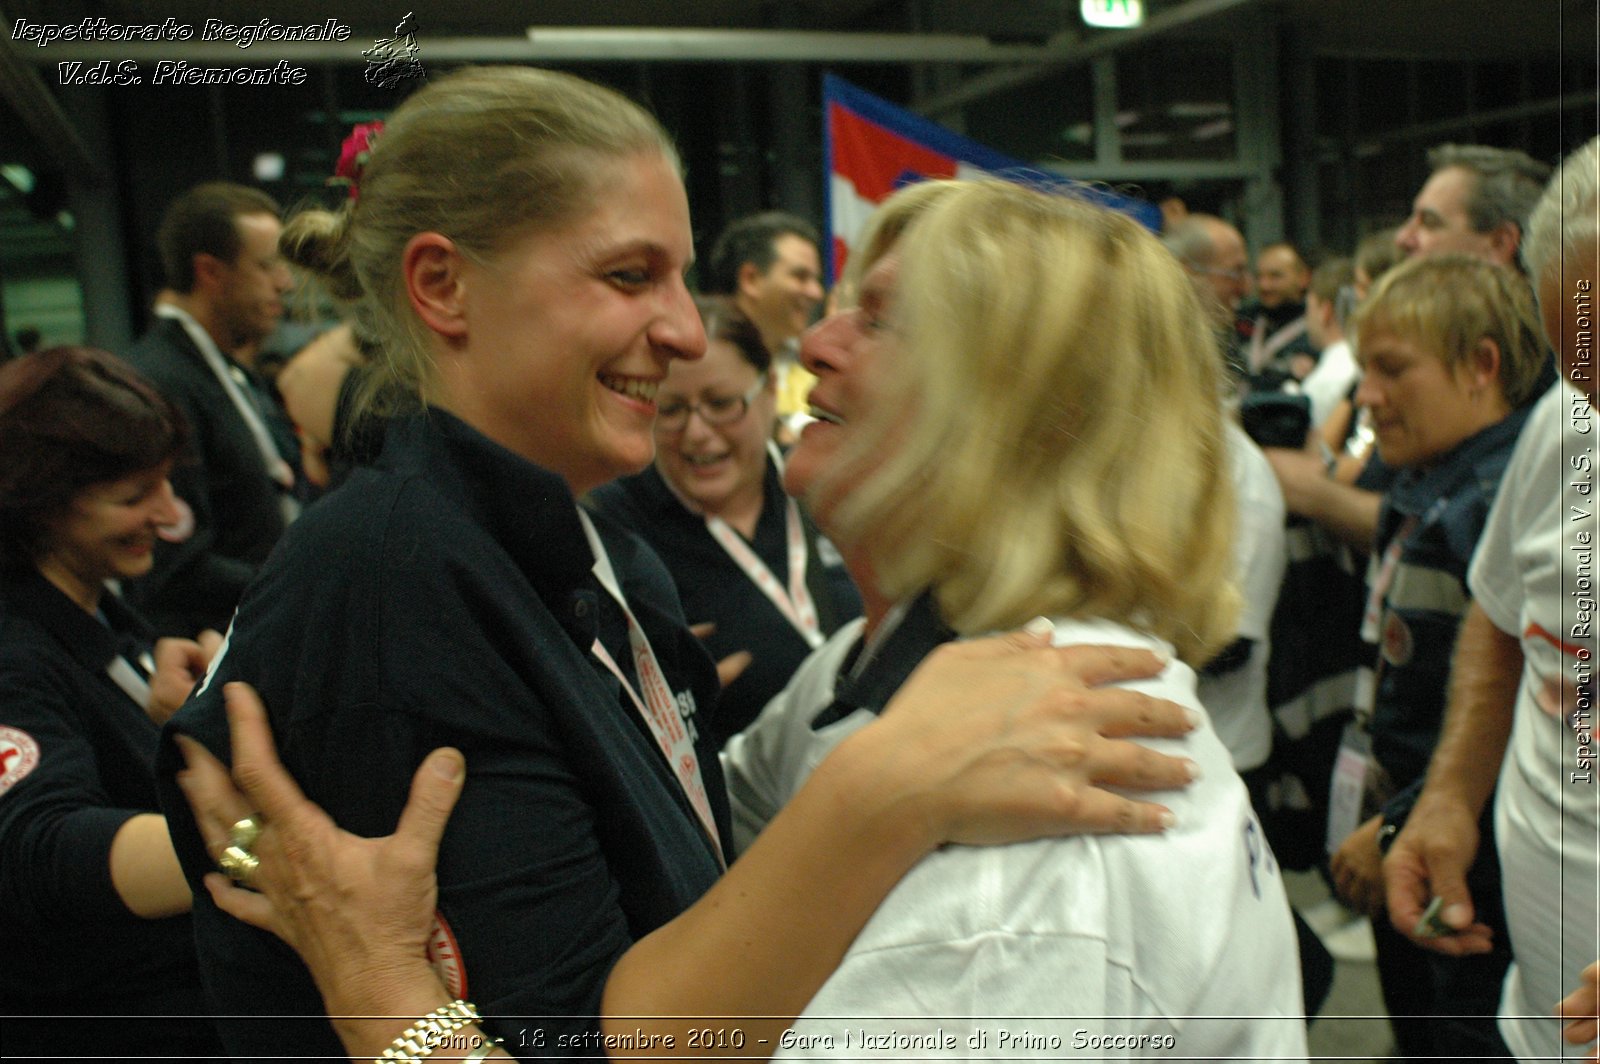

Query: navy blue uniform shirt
159,410,726,1061
0,566,223,1057
591,460,861,746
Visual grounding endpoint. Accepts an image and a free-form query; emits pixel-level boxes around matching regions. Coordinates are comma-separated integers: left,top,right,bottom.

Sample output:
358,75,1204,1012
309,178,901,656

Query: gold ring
228,815,262,851
218,845,260,889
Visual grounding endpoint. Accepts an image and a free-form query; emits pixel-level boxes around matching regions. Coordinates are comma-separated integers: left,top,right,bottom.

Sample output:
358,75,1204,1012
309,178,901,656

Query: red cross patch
0,727,41,796
426,911,467,1000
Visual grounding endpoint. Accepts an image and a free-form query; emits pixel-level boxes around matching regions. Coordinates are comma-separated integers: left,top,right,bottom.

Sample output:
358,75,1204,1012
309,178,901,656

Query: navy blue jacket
0,566,222,1057
1369,405,1532,793
591,461,861,746
158,410,726,1061
122,318,297,635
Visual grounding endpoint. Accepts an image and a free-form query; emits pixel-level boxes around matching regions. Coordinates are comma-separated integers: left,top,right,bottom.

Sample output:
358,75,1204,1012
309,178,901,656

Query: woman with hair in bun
591,295,861,746
159,67,1203,1061
0,347,222,1059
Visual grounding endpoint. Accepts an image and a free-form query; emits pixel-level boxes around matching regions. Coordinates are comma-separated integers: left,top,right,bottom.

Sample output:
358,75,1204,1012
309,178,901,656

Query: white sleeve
1226,424,1288,640
1467,385,1564,635
720,621,864,852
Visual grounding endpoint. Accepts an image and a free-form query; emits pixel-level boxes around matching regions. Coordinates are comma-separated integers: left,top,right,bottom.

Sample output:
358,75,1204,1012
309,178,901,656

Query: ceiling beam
20,29,1083,66
912,0,1264,117
0,15,103,181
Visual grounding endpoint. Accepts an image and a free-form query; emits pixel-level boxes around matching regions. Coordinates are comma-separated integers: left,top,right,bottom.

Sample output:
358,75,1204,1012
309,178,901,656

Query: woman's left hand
174,682,465,1016
847,623,1202,849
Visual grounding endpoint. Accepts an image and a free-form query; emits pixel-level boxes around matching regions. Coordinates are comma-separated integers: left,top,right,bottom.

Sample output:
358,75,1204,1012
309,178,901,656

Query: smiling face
39,465,181,610
740,233,825,351
781,250,902,531
1255,245,1308,309
1354,328,1504,468
653,337,776,517
442,151,705,495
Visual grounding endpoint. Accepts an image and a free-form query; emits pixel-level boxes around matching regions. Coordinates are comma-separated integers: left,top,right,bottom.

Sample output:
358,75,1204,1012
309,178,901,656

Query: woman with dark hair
591,295,861,744
0,346,223,1057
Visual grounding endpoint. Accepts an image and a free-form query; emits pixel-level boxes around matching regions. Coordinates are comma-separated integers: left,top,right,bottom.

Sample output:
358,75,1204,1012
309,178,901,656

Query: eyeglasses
656,374,767,433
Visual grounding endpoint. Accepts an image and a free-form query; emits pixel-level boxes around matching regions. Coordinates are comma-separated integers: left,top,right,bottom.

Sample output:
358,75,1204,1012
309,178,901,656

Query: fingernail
1183,758,1202,781
1185,707,1204,729
430,750,464,783
1157,809,1177,830
1023,616,1055,639
1443,903,1471,928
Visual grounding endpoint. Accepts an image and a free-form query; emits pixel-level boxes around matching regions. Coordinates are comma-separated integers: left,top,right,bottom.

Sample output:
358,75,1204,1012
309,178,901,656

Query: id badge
1326,722,1372,854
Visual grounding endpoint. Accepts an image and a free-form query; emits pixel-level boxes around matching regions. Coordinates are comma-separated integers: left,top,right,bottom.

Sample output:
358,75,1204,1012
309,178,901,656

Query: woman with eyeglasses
590,296,861,746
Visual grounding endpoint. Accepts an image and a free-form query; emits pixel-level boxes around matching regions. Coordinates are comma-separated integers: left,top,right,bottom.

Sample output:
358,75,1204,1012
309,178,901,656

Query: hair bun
281,208,362,302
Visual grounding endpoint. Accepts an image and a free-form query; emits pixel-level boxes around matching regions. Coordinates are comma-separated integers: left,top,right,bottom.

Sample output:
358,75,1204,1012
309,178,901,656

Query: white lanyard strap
1248,315,1309,372
703,443,824,649
154,305,299,523
705,495,824,650
106,651,154,712
578,510,724,867
1356,511,1428,722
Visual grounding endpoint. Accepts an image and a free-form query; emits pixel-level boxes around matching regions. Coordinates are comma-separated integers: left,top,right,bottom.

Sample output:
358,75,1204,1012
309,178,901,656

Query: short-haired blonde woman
162,68,1206,1062
724,178,1306,1058
1328,253,1547,1060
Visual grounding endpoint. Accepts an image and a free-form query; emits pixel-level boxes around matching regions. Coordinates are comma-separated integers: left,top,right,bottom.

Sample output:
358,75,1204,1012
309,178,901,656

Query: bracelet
377,1000,480,1064
464,1039,503,1062
1318,438,1339,478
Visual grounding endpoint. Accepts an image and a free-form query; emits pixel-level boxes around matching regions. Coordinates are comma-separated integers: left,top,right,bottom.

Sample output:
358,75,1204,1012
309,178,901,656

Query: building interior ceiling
0,0,1592,277
0,0,1589,60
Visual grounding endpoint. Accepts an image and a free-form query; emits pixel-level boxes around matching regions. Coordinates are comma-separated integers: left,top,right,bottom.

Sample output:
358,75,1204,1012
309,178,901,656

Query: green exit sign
1081,0,1145,28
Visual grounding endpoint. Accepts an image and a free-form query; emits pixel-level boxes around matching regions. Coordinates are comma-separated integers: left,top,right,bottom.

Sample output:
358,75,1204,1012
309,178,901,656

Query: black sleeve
0,659,141,925
160,488,723,1060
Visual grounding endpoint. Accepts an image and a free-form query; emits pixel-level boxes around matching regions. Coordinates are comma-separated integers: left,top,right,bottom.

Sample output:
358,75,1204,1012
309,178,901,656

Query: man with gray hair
1164,213,1250,331
1384,136,1600,1063
1396,143,1552,268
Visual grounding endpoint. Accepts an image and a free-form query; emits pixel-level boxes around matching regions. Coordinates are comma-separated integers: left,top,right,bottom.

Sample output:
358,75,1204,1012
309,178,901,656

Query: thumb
394,748,465,856
1429,863,1477,931
197,629,225,662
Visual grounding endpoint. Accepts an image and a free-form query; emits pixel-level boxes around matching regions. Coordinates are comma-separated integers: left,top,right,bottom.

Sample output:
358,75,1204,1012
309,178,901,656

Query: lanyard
106,650,155,712
154,305,300,525
578,510,724,868
1247,315,1309,372
704,444,824,649
1360,515,1417,645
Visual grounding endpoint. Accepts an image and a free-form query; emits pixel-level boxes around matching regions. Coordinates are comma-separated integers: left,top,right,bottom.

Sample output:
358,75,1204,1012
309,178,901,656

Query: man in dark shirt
123,183,298,635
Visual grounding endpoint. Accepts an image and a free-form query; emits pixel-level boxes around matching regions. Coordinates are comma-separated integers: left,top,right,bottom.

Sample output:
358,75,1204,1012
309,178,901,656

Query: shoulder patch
1381,611,1414,668
426,911,467,1000
0,726,41,795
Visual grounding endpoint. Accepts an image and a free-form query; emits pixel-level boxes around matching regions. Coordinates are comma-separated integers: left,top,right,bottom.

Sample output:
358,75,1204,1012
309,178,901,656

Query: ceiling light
1081,0,1144,29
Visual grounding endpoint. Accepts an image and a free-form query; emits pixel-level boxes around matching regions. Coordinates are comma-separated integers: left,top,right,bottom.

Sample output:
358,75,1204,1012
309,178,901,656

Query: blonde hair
823,180,1238,663
281,67,678,417
1353,254,1548,409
